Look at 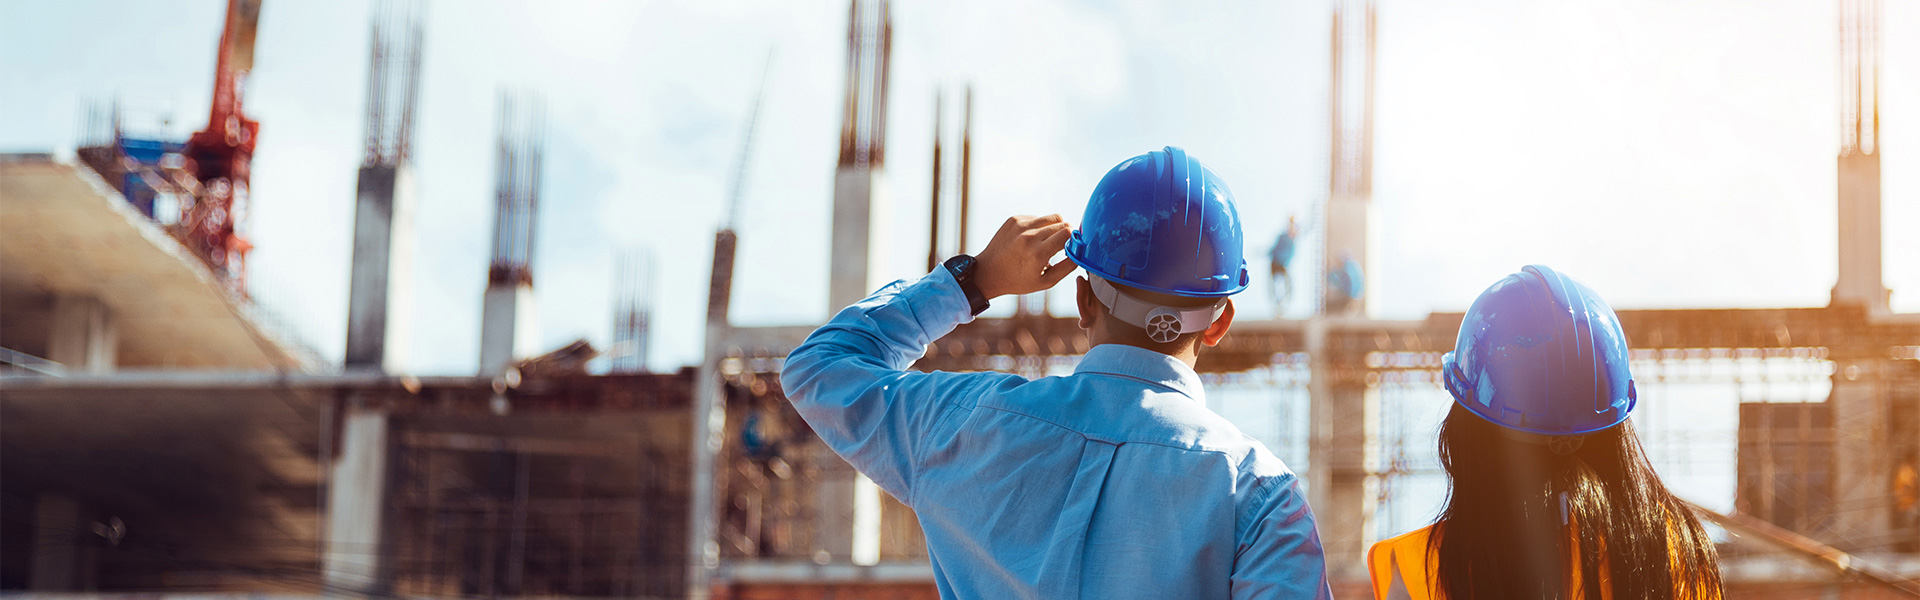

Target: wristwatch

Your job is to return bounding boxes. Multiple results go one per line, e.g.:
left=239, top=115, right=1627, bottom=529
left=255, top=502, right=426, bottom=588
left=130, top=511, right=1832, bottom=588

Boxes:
left=943, top=254, right=990, bottom=316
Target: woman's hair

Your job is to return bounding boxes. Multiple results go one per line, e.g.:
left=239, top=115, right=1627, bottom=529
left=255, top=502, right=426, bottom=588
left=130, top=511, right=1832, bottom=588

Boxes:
left=1429, top=404, right=1722, bottom=599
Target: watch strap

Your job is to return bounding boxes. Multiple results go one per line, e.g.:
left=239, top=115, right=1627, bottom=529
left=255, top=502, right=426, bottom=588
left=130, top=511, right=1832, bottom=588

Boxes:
left=945, top=256, right=990, bottom=316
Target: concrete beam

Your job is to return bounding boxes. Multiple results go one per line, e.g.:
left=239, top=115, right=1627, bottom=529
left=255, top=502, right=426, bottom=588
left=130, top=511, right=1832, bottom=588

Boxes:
left=717, top=559, right=935, bottom=584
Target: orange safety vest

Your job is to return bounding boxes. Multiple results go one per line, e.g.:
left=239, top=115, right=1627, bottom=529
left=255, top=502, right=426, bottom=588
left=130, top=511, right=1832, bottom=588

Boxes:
left=1366, top=524, right=1609, bottom=600
left=1367, top=524, right=1719, bottom=600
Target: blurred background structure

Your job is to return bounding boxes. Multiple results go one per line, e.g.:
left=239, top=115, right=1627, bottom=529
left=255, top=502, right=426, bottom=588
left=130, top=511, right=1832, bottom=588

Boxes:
left=2, top=0, right=1918, bottom=598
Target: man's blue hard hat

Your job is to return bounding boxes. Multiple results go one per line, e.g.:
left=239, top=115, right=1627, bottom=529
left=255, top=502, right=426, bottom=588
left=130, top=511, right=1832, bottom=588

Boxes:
left=1442, top=265, right=1638, bottom=436
left=1064, top=147, right=1250, bottom=298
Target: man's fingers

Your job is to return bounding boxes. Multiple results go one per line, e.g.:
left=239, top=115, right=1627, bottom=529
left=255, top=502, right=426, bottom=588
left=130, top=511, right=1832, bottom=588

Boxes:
left=1038, top=224, right=1074, bottom=251
left=1041, top=257, right=1078, bottom=286
left=1030, top=213, right=1065, bottom=226
left=999, top=215, right=1030, bottom=235
left=1026, top=221, right=1070, bottom=241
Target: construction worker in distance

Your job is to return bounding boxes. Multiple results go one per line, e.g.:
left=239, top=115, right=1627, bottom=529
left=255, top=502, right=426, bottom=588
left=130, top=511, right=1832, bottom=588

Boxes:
left=1270, top=216, right=1300, bottom=315
left=1367, top=266, right=1723, bottom=600
left=1325, top=249, right=1364, bottom=314
left=783, top=147, right=1332, bottom=598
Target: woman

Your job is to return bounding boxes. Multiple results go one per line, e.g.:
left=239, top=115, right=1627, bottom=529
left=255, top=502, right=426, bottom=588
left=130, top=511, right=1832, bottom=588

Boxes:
left=1368, top=265, right=1723, bottom=600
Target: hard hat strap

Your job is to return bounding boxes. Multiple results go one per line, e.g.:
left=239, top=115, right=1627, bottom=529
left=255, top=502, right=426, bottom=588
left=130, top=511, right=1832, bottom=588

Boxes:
left=1090, top=276, right=1226, bottom=344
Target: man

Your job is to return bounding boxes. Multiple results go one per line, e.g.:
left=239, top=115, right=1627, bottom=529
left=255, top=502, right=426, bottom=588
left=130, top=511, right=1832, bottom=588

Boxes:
left=1271, top=216, right=1300, bottom=314
left=782, top=147, right=1330, bottom=599
left=1326, top=250, right=1365, bottom=314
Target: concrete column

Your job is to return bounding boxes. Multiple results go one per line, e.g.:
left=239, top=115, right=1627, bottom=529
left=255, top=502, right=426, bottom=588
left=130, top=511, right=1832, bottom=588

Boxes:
left=29, top=494, right=81, bottom=590
left=852, top=472, right=882, bottom=565
left=1829, top=358, right=1890, bottom=551
left=828, top=166, right=891, bottom=312
left=325, top=401, right=392, bottom=594
left=1833, top=152, right=1887, bottom=313
left=878, top=490, right=925, bottom=560
left=47, top=296, right=115, bottom=372
left=344, top=166, right=416, bottom=372
left=1307, top=321, right=1375, bottom=579
left=478, top=283, right=537, bottom=375
left=809, top=443, right=861, bottom=561
left=823, top=165, right=888, bottom=564
left=1322, top=196, right=1374, bottom=317
left=1323, top=1, right=1376, bottom=319
left=688, top=231, right=736, bottom=600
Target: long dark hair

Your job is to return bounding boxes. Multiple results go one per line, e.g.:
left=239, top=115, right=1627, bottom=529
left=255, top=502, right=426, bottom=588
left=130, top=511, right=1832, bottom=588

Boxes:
left=1429, top=404, right=1722, bottom=599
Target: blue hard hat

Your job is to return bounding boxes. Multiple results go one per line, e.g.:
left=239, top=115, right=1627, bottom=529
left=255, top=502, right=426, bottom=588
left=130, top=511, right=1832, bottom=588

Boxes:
left=1442, top=265, right=1637, bottom=436
left=1064, top=146, right=1250, bottom=297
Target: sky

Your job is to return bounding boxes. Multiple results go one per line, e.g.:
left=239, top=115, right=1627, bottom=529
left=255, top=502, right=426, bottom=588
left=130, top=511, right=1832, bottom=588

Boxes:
left=1, top=0, right=1916, bottom=375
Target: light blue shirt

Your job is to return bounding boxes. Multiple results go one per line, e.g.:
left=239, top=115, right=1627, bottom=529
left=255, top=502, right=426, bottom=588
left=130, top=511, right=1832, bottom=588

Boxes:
left=781, top=268, right=1332, bottom=599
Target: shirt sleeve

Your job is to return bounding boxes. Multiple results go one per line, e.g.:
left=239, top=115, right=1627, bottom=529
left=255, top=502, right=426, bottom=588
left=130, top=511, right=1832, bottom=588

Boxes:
left=1231, top=475, right=1334, bottom=600
left=779, top=268, right=1022, bottom=502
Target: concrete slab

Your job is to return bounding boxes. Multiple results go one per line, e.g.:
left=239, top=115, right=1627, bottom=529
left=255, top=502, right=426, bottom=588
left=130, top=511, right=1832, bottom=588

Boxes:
left=0, top=159, right=302, bottom=369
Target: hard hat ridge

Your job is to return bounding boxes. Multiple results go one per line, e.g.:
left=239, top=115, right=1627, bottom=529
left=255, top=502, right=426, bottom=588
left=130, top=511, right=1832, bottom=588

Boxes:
left=1065, top=146, right=1250, bottom=299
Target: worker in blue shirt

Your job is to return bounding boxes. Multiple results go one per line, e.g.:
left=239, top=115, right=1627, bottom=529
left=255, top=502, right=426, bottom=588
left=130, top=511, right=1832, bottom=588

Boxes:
left=783, top=147, right=1332, bottom=599
left=1326, top=250, right=1365, bottom=314
left=1270, top=216, right=1299, bottom=314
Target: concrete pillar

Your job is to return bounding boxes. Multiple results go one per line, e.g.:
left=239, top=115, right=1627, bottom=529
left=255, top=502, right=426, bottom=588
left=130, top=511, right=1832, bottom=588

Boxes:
left=47, top=296, right=115, bottom=372
left=478, top=283, right=537, bottom=375
left=809, top=444, right=861, bottom=561
left=344, top=166, right=416, bottom=372
left=1833, top=0, right=1886, bottom=315
left=29, top=494, right=81, bottom=590
left=1829, top=358, right=1890, bottom=551
left=852, top=471, right=882, bottom=565
left=878, top=490, right=926, bottom=560
left=325, top=402, right=392, bottom=594
left=823, top=166, right=888, bottom=565
left=828, top=166, right=891, bottom=312
left=1307, top=319, right=1375, bottom=578
left=1323, top=1, right=1376, bottom=318
left=1322, top=196, right=1374, bottom=317
left=689, top=231, right=736, bottom=600
left=1833, top=152, right=1887, bottom=313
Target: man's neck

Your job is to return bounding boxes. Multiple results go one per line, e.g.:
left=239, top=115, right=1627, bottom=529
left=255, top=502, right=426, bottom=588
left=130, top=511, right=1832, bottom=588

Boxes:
left=1088, top=337, right=1199, bottom=369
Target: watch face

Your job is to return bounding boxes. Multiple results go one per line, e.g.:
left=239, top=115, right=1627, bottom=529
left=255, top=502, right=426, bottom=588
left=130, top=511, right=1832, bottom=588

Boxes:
left=946, top=255, right=976, bottom=280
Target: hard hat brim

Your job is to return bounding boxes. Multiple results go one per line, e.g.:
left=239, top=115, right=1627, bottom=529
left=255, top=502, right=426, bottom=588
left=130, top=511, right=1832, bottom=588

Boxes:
left=1065, top=238, right=1249, bottom=299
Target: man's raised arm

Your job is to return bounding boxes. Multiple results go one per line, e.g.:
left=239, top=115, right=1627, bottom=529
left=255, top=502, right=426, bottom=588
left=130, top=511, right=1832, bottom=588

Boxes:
left=779, top=214, right=1077, bottom=499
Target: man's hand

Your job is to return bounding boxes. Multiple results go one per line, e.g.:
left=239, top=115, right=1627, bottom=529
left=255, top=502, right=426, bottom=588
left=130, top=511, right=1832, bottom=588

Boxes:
left=973, top=214, right=1078, bottom=300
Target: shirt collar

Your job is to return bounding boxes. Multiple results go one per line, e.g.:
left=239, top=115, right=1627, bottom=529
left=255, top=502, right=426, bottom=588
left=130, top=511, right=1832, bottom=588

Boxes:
left=1073, top=344, right=1207, bottom=400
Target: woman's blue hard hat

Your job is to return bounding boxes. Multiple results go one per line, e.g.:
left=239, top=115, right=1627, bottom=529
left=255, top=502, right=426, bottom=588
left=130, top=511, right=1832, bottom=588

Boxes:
left=1442, top=265, right=1638, bottom=436
left=1064, top=146, right=1250, bottom=298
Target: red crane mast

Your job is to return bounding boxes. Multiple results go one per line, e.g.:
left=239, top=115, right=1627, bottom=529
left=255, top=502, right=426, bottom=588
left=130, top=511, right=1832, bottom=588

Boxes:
left=182, top=0, right=263, bottom=287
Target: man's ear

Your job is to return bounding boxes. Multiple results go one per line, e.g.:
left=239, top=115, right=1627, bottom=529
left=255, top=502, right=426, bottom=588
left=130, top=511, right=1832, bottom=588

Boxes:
left=1076, top=276, right=1095, bottom=330
left=1200, top=299, right=1235, bottom=347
